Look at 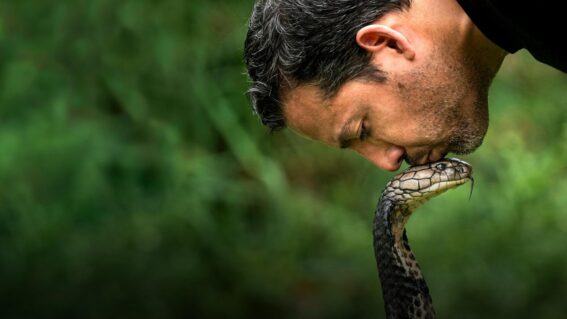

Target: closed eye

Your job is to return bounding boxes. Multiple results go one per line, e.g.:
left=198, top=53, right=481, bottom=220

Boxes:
left=359, top=121, right=370, bottom=141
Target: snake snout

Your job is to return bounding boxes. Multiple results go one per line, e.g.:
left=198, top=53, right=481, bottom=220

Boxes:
left=433, top=158, right=472, bottom=180
left=447, top=158, right=473, bottom=180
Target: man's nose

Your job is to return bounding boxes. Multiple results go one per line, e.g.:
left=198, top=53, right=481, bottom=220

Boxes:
left=355, top=144, right=405, bottom=171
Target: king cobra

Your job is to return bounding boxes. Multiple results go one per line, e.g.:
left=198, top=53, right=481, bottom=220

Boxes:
left=373, top=158, right=473, bottom=319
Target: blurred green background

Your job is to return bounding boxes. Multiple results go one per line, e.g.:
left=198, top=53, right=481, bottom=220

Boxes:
left=1, top=1, right=566, bottom=318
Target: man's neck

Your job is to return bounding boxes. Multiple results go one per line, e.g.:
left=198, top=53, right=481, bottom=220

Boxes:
left=454, top=0, right=508, bottom=73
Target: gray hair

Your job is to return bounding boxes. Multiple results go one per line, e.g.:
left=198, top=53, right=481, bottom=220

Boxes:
left=244, top=0, right=412, bottom=131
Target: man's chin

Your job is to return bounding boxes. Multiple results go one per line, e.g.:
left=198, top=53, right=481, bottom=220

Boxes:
left=402, top=134, right=484, bottom=166
left=448, top=134, right=485, bottom=155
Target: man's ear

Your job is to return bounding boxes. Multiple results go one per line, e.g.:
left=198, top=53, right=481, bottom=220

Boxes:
left=356, top=24, right=415, bottom=60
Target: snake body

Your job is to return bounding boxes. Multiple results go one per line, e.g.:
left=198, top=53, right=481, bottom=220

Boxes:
left=373, top=158, right=472, bottom=319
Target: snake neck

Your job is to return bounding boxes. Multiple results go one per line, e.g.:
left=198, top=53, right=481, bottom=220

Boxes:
left=373, top=198, right=435, bottom=319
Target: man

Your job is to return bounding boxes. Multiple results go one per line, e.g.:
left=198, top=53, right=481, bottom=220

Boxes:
left=243, top=0, right=566, bottom=171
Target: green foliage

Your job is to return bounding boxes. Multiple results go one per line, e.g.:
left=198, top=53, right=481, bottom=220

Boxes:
left=0, top=1, right=566, bottom=318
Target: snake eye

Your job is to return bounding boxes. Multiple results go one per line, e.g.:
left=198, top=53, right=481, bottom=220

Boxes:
left=435, top=163, right=447, bottom=170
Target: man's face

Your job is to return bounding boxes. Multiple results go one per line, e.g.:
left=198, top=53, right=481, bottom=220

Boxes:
left=282, top=44, right=495, bottom=171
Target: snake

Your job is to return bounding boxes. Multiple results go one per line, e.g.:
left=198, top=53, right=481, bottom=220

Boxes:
left=373, top=158, right=473, bottom=319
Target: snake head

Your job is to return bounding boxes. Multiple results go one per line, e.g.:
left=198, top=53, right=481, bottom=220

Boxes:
left=383, top=158, right=473, bottom=206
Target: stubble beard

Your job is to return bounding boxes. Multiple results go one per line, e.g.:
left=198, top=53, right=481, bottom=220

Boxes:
left=399, top=46, right=492, bottom=159
left=446, top=99, right=488, bottom=155
left=445, top=55, right=492, bottom=155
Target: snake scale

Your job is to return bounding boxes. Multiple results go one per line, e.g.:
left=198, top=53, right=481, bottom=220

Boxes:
left=373, top=158, right=473, bottom=319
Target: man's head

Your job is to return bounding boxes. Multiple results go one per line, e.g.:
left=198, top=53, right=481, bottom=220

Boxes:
left=244, top=0, right=506, bottom=171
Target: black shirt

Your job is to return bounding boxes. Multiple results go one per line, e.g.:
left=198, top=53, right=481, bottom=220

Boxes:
left=456, top=0, right=567, bottom=73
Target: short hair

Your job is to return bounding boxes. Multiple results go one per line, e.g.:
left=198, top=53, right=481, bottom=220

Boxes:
left=244, top=0, right=412, bottom=131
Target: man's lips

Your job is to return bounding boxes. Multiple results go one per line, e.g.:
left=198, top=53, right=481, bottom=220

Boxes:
left=403, top=148, right=448, bottom=166
left=429, top=148, right=448, bottom=162
left=402, top=151, right=427, bottom=166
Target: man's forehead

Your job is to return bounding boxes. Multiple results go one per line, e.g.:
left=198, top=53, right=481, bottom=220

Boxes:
left=281, top=84, right=331, bottom=110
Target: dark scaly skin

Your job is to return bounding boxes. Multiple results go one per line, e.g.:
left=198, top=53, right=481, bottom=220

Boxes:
left=374, top=158, right=473, bottom=319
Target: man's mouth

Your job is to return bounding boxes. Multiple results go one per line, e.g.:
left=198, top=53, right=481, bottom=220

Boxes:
left=428, top=149, right=448, bottom=162
left=404, top=149, right=448, bottom=166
